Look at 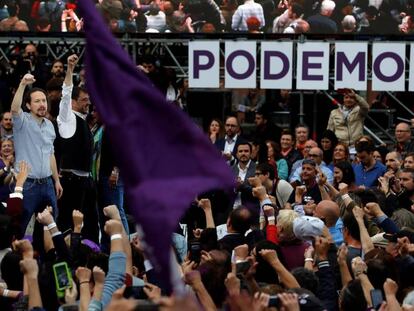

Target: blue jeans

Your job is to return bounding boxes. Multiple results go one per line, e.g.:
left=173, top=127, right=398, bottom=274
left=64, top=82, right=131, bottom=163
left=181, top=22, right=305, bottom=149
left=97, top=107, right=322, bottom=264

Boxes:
left=22, top=177, right=57, bottom=237
left=97, top=176, right=129, bottom=252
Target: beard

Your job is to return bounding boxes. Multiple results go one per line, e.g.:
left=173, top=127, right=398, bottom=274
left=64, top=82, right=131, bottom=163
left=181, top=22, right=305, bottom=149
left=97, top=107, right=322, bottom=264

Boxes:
left=35, top=108, right=47, bottom=118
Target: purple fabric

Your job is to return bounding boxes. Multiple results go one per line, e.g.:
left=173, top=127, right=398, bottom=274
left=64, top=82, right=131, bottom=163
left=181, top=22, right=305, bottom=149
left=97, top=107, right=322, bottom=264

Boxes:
left=82, top=239, right=101, bottom=253
left=77, top=0, right=234, bottom=292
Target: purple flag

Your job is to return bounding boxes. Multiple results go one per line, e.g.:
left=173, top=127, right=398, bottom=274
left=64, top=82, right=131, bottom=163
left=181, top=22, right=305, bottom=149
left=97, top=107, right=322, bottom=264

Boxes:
left=77, top=0, right=234, bottom=292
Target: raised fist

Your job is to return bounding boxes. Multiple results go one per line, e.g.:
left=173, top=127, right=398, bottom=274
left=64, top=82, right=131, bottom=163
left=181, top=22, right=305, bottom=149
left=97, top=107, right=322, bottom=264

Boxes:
left=104, top=219, right=123, bottom=236
left=67, top=54, right=79, bottom=70
left=21, top=74, right=36, bottom=86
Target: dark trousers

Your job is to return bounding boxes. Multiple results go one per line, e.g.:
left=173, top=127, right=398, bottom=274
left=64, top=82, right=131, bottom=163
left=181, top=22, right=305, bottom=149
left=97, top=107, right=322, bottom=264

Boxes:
left=57, top=172, right=99, bottom=243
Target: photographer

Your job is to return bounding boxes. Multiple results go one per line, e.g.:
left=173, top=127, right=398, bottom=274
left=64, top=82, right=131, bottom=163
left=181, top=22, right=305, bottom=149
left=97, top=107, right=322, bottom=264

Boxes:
left=11, top=44, right=48, bottom=90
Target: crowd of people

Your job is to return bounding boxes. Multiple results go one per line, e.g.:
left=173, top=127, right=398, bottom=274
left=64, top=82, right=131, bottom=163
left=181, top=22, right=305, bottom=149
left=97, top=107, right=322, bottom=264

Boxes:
left=0, top=35, right=413, bottom=311
left=0, top=0, right=414, bottom=33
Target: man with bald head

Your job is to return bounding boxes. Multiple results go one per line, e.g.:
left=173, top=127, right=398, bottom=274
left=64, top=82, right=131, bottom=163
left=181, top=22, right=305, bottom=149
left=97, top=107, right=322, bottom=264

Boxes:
left=289, top=146, right=334, bottom=185
left=394, top=122, right=414, bottom=158
left=314, top=200, right=343, bottom=246
left=215, top=116, right=247, bottom=165
left=385, top=151, right=402, bottom=174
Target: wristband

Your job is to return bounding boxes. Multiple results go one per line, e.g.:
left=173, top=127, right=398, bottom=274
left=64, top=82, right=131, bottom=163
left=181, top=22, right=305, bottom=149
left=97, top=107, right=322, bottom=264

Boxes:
left=341, top=194, right=350, bottom=200
left=15, top=186, right=23, bottom=192
left=110, top=233, right=122, bottom=241
left=354, top=270, right=367, bottom=277
left=47, top=222, right=57, bottom=230
left=3, top=289, right=9, bottom=297
left=51, top=231, right=61, bottom=238
left=43, top=226, right=49, bottom=231
left=304, top=258, right=314, bottom=262
left=259, top=216, right=265, bottom=223
left=267, top=216, right=275, bottom=221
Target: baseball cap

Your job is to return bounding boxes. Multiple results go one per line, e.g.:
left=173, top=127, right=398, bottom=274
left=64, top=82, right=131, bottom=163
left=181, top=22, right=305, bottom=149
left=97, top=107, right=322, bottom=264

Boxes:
left=289, top=288, right=327, bottom=311
left=383, top=229, right=414, bottom=243
left=293, top=216, right=324, bottom=240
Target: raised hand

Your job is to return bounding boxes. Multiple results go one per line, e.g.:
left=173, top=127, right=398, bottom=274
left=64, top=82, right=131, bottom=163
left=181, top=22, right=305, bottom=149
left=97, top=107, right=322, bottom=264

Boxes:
left=197, top=198, right=212, bottom=211
left=103, top=205, right=121, bottom=220
left=15, top=161, right=31, bottom=187
left=19, top=258, right=39, bottom=279
left=75, top=266, right=91, bottom=284
left=72, top=210, right=84, bottom=232
left=104, top=219, right=123, bottom=236
left=36, top=207, right=54, bottom=226
left=67, top=54, right=79, bottom=71
left=338, top=183, right=349, bottom=195
left=20, top=74, right=36, bottom=86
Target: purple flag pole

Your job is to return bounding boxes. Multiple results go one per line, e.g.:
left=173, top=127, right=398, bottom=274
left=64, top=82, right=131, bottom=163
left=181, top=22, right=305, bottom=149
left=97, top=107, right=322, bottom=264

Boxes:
left=77, top=0, right=234, bottom=292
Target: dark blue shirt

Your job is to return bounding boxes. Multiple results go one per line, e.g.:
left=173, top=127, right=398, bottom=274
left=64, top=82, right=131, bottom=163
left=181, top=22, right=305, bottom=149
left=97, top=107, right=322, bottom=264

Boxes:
left=353, top=161, right=386, bottom=188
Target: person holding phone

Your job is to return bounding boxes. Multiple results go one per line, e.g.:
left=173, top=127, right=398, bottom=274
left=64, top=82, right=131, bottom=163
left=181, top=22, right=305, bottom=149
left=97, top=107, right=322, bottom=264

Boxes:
left=327, top=89, right=369, bottom=148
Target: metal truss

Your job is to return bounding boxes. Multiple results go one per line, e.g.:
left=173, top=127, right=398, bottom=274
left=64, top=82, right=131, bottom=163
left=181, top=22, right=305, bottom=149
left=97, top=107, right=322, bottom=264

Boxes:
left=0, top=34, right=190, bottom=77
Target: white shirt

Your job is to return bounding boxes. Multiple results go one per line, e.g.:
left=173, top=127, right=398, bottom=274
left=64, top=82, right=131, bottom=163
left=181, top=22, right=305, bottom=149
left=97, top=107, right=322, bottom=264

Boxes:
left=233, top=160, right=251, bottom=208
left=57, top=83, right=77, bottom=139
left=57, top=83, right=89, bottom=177
left=224, top=134, right=238, bottom=154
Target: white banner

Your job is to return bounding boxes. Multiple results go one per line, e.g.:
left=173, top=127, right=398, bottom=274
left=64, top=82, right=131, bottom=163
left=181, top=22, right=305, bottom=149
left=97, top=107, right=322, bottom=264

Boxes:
left=260, top=42, right=293, bottom=89
left=372, top=43, right=406, bottom=91
left=189, top=41, right=220, bottom=88
left=225, top=41, right=257, bottom=89
left=296, top=42, right=330, bottom=90
left=335, top=42, right=367, bottom=90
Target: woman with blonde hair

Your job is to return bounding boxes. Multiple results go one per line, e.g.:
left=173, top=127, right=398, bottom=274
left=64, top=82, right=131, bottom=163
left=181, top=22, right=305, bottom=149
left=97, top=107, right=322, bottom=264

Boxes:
left=277, top=210, right=309, bottom=271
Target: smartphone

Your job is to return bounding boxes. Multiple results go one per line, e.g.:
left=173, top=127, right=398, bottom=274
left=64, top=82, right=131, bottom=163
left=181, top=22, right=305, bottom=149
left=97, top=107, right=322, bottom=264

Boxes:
left=189, top=241, right=201, bottom=263
left=53, top=262, right=72, bottom=291
left=123, top=286, right=148, bottom=299
left=236, top=261, right=251, bottom=275
left=370, top=289, right=384, bottom=310
left=268, top=295, right=281, bottom=308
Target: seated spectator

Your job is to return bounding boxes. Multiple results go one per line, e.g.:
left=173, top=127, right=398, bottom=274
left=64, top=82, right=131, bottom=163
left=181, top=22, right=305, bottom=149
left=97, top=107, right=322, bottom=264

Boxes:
left=246, top=16, right=262, bottom=33
left=341, top=14, right=357, bottom=32
left=145, top=2, right=166, bottom=32
left=0, top=1, right=29, bottom=31
left=307, top=0, right=337, bottom=33
left=231, top=0, right=264, bottom=31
